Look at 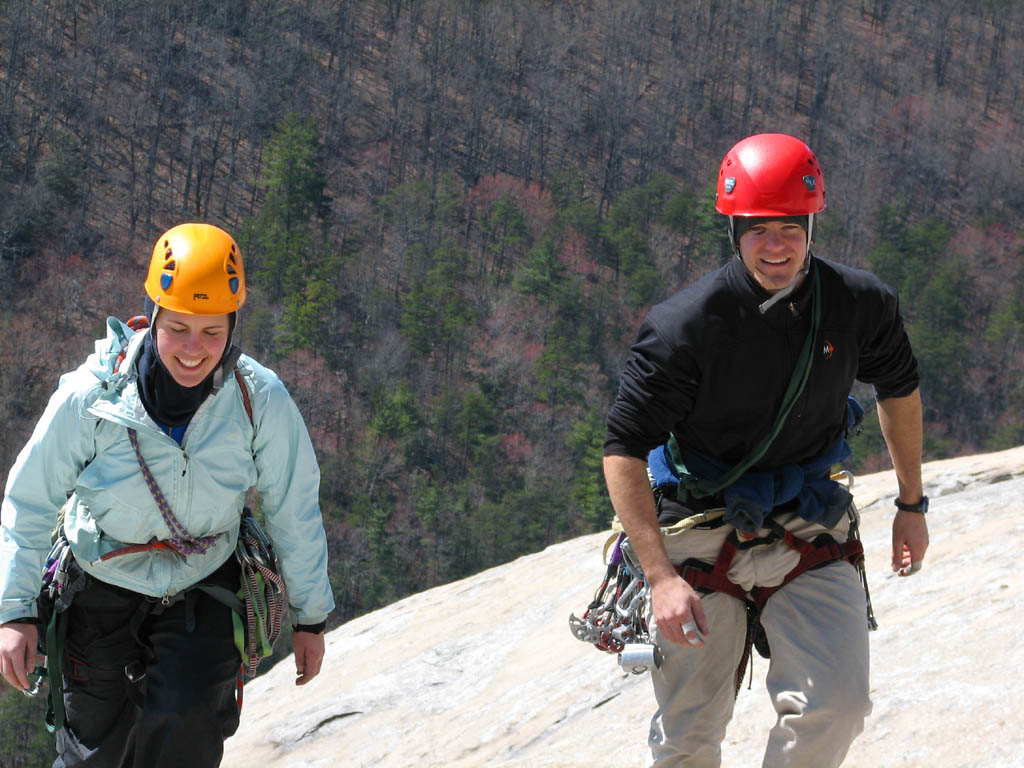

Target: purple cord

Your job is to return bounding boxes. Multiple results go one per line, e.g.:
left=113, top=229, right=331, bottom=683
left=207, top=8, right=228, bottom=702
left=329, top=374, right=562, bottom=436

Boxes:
left=128, top=428, right=219, bottom=556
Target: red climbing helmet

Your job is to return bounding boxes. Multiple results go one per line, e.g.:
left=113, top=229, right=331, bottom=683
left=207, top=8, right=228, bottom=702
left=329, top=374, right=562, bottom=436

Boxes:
left=715, top=133, right=826, bottom=217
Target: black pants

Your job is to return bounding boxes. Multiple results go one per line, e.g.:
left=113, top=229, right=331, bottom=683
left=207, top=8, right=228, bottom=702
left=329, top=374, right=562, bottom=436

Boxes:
left=54, top=559, right=242, bottom=768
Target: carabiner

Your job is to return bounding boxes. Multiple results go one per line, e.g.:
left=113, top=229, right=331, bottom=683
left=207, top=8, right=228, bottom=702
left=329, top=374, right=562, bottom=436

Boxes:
left=22, top=664, right=47, bottom=698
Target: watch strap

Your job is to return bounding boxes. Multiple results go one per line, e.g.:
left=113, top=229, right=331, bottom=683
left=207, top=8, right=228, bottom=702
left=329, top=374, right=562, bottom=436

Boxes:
left=894, top=495, right=928, bottom=514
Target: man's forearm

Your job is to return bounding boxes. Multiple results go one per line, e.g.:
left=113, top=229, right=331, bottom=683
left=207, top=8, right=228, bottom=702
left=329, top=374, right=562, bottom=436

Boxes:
left=602, top=454, right=676, bottom=586
left=876, top=388, right=924, bottom=502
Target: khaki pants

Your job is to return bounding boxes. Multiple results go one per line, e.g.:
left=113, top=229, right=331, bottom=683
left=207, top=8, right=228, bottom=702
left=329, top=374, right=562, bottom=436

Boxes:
left=648, top=509, right=872, bottom=768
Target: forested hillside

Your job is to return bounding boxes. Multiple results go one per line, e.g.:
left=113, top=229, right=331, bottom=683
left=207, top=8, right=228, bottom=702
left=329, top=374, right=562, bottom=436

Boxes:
left=2, top=0, right=1023, bottom=647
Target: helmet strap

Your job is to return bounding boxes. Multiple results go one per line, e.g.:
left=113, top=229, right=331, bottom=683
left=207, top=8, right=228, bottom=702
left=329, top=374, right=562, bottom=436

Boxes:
left=758, top=252, right=812, bottom=314
left=212, top=345, right=243, bottom=390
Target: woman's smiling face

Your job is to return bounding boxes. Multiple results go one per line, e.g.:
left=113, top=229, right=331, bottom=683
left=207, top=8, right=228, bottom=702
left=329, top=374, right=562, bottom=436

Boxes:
left=152, top=307, right=230, bottom=388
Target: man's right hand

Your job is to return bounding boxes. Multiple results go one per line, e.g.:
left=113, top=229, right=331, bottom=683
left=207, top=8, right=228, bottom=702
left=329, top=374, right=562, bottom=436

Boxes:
left=603, top=454, right=712, bottom=649
left=650, top=574, right=708, bottom=647
left=0, top=623, right=38, bottom=691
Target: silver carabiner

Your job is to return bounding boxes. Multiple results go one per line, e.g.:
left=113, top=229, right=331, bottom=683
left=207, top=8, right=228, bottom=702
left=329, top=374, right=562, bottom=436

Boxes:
left=614, top=575, right=645, bottom=619
left=22, top=664, right=47, bottom=698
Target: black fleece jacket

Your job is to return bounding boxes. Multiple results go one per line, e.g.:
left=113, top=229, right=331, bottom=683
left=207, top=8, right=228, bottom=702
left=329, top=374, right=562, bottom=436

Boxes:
left=604, top=255, right=919, bottom=471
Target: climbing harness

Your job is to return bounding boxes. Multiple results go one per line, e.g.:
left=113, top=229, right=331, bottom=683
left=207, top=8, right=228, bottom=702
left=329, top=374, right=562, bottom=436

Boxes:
left=676, top=492, right=875, bottom=693
left=569, top=471, right=878, bottom=686
left=676, top=513, right=865, bottom=615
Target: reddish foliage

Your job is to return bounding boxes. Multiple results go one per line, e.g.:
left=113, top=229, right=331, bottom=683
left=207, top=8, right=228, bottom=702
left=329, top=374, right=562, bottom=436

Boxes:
left=557, top=231, right=599, bottom=277
left=501, top=431, right=534, bottom=463
left=951, top=222, right=1023, bottom=299
left=466, top=173, right=555, bottom=240
left=275, top=349, right=352, bottom=457
left=518, top=340, right=544, bottom=364
left=878, top=96, right=930, bottom=149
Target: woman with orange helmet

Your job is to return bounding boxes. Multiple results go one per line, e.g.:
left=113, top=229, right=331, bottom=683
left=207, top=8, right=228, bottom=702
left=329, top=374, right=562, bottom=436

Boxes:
left=0, top=223, right=333, bottom=768
left=603, top=134, right=928, bottom=766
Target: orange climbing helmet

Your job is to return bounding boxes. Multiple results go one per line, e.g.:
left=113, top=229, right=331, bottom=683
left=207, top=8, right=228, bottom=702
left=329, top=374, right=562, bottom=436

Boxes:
left=145, top=223, right=246, bottom=314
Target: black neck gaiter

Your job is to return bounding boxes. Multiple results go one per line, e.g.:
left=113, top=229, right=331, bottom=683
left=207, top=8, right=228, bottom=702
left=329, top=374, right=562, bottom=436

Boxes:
left=136, top=332, right=216, bottom=427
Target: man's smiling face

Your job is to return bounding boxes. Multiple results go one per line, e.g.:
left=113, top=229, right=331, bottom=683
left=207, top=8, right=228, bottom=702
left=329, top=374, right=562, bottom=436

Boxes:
left=737, top=219, right=809, bottom=294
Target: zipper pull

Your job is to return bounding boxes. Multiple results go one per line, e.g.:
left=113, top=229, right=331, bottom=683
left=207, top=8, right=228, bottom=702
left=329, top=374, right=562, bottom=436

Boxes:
left=181, top=452, right=188, bottom=477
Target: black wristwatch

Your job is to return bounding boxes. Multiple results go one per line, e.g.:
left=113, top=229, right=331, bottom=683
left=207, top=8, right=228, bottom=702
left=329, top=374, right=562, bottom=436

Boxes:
left=894, top=495, right=928, bottom=514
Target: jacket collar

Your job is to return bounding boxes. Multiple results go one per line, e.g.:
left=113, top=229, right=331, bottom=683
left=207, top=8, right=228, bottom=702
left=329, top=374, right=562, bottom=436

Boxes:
left=725, top=255, right=816, bottom=322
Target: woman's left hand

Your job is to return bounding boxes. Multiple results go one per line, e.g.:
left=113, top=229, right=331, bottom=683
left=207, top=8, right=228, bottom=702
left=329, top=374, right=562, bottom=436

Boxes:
left=292, top=631, right=325, bottom=685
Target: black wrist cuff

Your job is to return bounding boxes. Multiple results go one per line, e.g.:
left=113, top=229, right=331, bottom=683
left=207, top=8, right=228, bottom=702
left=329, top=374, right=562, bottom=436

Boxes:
left=894, top=495, right=928, bottom=514
left=293, top=620, right=327, bottom=635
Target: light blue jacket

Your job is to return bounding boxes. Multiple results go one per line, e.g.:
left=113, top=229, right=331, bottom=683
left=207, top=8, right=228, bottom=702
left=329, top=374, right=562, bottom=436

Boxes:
left=1, top=318, right=334, bottom=625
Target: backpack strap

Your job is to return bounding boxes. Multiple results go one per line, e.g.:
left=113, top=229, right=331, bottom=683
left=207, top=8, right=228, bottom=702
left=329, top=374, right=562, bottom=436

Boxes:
left=233, top=367, right=254, bottom=428
left=110, top=315, right=151, bottom=376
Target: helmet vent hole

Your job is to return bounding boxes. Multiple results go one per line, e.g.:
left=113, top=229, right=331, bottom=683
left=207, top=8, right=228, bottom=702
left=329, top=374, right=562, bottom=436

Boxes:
left=229, top=277, right=240, bottom=295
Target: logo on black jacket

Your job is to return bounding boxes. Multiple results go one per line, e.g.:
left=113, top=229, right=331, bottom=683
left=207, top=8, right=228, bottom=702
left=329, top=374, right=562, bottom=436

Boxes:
left=822, top=340, right=835, bottom=360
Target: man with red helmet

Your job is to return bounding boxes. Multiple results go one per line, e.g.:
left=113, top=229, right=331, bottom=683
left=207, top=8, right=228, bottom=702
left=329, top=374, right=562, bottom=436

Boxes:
left=603, top=134, right=928, bottom=766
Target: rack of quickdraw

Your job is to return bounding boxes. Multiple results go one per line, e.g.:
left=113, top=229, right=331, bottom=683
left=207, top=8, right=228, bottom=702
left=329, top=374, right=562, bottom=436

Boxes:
left=569, top=532, right=662, bottom=675
left=235, top=508, right=287, bottom=678
left=18, top=532, right=76, bottom=700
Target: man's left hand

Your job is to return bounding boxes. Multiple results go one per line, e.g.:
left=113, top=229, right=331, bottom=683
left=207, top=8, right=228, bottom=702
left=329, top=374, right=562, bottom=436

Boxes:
left=892, top=509, right=929, bottom=576
left=292, top=631, right=325, bottom=685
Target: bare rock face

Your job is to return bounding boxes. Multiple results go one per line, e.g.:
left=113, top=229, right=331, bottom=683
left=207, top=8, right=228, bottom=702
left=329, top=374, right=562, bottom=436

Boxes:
left=223, top=445, right=1024, bottom=768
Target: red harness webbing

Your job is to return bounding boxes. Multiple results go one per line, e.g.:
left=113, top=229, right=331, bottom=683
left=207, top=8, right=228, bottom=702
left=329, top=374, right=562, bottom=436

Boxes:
left=676, top=520, right=864, bottom=610
left=98, top=540, right=178, bottom=562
